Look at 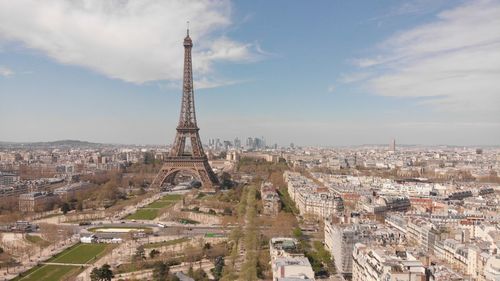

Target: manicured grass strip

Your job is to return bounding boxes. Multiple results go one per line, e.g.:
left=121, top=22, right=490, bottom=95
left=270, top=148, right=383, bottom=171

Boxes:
left=14, top=265, right=78, bottom=281
left=25, top=234, right=50, bottom=248
left=49, top=243, right=108, bottom=264
left=177, top=218, right=200, bottom=224
left=146, top=200, right=175, bottom=209
left=143, top=237, right=190, bottom=249
left=125, top=194, right=182, bottom=220
left=126, top=208, right=158, bottom=220
left=162, top=194, right=182, bottom=201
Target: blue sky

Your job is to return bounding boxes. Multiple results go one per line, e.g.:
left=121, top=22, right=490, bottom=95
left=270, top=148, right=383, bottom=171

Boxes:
left=1, top=0, right=499, bottom=146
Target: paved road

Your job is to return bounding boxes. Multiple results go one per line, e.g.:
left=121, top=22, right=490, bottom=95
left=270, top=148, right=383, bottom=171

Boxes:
left=78, top=221, right=229, bottom=237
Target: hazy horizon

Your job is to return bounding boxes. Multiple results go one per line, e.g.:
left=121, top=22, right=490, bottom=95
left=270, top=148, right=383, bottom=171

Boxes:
left=1, top=138, right=498, bottom=148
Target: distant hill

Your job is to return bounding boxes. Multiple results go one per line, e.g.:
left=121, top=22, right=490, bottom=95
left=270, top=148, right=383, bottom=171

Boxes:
left=35, top=140, right=96, bottom=146
left=0, top=139, right=105, bottom=148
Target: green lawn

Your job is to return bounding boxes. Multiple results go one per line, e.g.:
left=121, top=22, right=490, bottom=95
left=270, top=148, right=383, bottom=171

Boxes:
left=143, top=237, right=190, bottom=249
left=146, top=200, right=175, bottom=209
left=25, top=234, right=50, bottom=248
left=126, top=208, right=159, bottom=220
left=177, top=218, right=200, bottom=224
left=162, top=194, right=182, bottom=201
left=14, top=265, right=78, bottom=281
left=48, top=243, right=108, bottom=264
left=125, top=194, right=181, bottom=220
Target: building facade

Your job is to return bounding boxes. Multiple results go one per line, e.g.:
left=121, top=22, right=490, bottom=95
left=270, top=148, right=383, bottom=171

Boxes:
left=18, top=191, right=58, bottom=212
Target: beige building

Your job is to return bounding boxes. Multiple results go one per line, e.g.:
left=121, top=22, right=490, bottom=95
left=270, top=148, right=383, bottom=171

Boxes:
left=284, top=171, right=344, bottom=219
left=54, top=182, right=92, bottom=201
left=352, top=243, right=425, bottom=281
left=18, top=192, right=58, bottom=212
left=269, top=237, right=315, bottom=281
left=272, top=257, right=315, bottom=281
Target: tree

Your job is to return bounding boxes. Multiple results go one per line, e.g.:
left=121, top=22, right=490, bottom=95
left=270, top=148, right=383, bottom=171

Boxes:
left=90, top=264, right=114, bottom=281
left=152, top=261, right=169, bottom=281
left=219, top=172, right=233, bottom=189
left=184, top=244, right=201, bottom=265
left=144, top=152, right=155, bottom=165
left=292, top=227, right=303, bottom=238
left=150, top=249, right=160, bottom=259
left=223, top=207, right=232, bottom=216
left=76, top=200, right=84, bottom=211
left=212, top=256, right=224, bottom=280
left=192, top=268, right=209, bottom=281
left=133, top=245, right=145, bottom=261
left=218, top=151, right=227, bottom=159
left=61, top=202, right=71, bottom=214
left=39, top=223, right=59, bottom=246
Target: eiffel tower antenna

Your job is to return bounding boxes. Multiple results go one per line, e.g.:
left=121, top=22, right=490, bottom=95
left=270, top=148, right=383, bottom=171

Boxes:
left=152, top=28, right=219, bottom=191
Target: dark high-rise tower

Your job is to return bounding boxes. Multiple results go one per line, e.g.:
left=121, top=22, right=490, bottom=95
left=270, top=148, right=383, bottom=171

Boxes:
left=152, top=29, right=219, bottom=190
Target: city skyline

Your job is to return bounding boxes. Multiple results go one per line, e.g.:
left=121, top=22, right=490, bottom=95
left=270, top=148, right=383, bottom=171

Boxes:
left=1, top=0, right=499, bottom=146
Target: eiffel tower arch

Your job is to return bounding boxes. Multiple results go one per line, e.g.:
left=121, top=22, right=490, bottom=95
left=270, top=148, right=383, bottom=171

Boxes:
left=152, top=29, right=219, bottom=191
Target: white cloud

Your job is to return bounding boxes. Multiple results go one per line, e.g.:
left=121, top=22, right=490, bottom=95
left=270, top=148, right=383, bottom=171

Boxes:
left=0, top=65, right=13, bottom=77
left=339, top=72, right=371, bottom=84
left=0, top=0, right=259, bottom=84
left=367, top=0, right=452, bottom=22
left=353, top=0, right=500, bottom=113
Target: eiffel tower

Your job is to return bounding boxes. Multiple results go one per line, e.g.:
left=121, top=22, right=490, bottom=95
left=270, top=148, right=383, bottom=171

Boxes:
left=152, top=28, right=219, bottom=190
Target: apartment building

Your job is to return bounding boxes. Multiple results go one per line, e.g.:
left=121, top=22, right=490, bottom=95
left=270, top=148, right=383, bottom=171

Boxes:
left=18, top=191, right=58, bottom=212
left=352, top=243, right=426, bottom=281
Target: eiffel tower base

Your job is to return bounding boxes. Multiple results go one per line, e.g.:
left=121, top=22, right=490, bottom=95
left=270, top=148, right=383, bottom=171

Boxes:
left=152, top=158, right=219, bottom=192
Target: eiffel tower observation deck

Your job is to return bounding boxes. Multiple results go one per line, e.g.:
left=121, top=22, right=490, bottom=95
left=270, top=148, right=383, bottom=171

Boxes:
left=152, top=28, right=219, bottom=190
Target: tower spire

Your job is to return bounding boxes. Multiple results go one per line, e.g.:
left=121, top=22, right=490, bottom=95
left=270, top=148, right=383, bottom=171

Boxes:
left=180, top=24, right=195, bottom=128
left=187, top=20, right=190, bottom=36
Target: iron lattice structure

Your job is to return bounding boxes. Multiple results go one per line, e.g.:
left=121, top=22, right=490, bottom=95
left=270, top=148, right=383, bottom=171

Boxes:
left=152, top=30, right=219, bottom=190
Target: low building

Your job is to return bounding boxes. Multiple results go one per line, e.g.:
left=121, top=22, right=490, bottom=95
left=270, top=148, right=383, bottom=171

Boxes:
left=80, top=234, right=97, bottom=243
left=273, top=257, right=315, bottom=281
left=269, top=237, right=315, bottom=281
